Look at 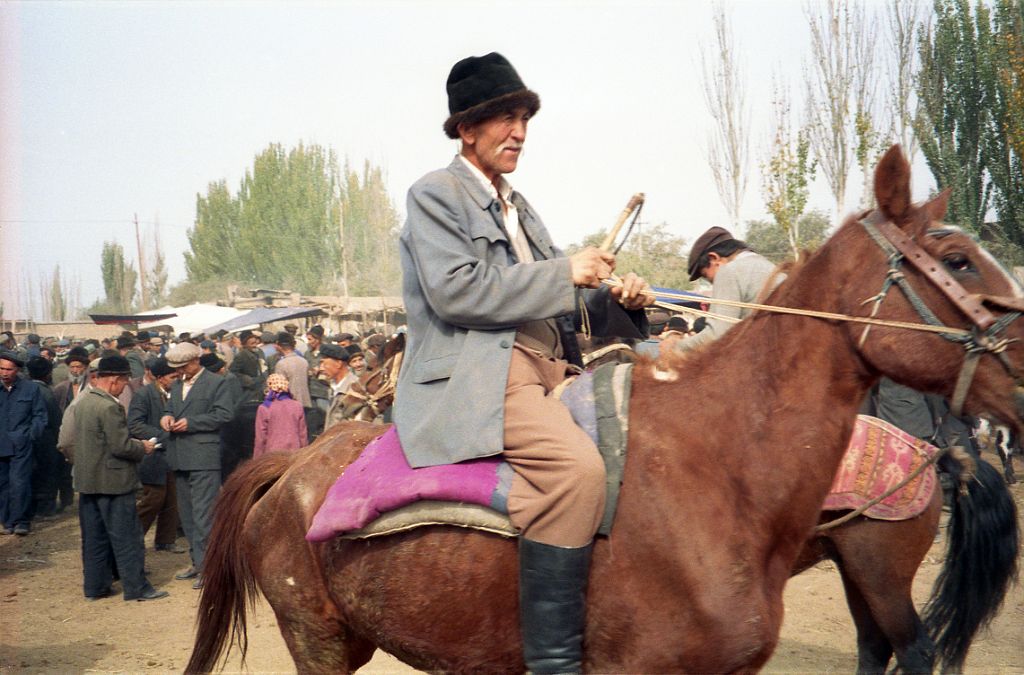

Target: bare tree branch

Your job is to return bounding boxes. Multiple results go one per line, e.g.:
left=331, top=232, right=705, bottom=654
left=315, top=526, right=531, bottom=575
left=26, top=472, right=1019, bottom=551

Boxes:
left=882, top=0, right=923, bottom=163
left=700, top=1, right=751, bottom=229
left=804, top=0, right=860, bottom=217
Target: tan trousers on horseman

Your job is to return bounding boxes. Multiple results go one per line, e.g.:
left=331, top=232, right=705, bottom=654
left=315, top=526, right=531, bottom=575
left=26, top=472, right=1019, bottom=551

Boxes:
left=503, top=345, right=606, bottom=548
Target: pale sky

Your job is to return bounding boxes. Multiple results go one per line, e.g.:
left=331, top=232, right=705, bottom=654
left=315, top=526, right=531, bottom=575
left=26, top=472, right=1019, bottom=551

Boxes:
left=0, top=0, right=932, bottom=318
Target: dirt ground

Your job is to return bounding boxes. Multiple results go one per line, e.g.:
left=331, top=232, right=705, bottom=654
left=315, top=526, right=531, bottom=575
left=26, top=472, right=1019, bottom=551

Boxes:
left=1, top=469, right=1021, bottom=674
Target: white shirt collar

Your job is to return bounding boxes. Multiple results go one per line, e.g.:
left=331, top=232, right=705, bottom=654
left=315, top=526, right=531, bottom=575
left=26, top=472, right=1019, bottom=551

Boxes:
left=458, top=155, right=513, bottom=204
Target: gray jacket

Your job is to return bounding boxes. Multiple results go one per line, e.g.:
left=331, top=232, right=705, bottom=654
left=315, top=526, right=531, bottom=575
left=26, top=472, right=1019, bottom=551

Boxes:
left=394, top=156, right=645, bottom=467
left=163, top=368, right=234, bottom=472
left=675, top=251, right=779, bottom=352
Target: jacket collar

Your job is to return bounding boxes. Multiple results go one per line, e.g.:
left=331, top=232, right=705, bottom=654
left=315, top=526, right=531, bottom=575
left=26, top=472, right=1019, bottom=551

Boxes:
left=447, top=155, right=496, bottom=211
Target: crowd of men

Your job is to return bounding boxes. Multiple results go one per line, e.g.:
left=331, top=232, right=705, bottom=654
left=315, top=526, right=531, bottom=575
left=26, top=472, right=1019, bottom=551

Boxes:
left=0, top=323, right=387, bottom=601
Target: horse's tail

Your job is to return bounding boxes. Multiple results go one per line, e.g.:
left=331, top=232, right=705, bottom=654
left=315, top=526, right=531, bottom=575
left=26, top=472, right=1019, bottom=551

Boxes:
left=185, top=452, right=296, bottom=674
left=923, top=452, right=1020, bottom=671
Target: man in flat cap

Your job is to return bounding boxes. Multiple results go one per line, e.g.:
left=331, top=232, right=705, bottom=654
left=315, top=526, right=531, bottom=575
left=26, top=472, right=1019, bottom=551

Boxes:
left=72, top=355, right=167, bottom=601
left=0, top=351, right=47, bottom=535
left=319, top=343, right=359, bottom=429
left=394, top=52, right=654, bottom=673
left=160, top=341, right=234, bottom=588
left=662, top=226, right=777, bottom=353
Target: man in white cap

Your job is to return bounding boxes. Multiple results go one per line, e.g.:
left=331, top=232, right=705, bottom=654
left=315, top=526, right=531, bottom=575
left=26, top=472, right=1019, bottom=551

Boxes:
left=160, top=341, right=234, bottom=589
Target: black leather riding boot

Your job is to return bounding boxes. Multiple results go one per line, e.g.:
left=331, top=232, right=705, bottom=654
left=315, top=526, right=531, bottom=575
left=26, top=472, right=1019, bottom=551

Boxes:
left=518, top=538, right=594, bottom=675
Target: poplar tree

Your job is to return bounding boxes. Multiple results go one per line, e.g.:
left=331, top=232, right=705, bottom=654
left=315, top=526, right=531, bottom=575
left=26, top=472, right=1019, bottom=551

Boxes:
left=100, top=241, right=137, bottom=314
left=183, top=143, right=400, bottom=296
left=915, top=0, right=992, bottom=230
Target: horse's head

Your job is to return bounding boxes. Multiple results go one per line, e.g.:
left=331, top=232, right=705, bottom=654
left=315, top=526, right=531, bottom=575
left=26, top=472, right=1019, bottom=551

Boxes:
left=340, top=337, right=405, bottom=422
left=831, top=145, right=1024, bottom=430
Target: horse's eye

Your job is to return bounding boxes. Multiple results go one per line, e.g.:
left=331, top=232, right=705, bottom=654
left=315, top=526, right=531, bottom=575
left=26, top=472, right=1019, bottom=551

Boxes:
left=943, top=253, right=973, bottom=273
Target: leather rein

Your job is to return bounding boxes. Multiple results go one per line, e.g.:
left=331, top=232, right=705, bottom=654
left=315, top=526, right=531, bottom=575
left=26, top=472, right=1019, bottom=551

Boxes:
left=857, top=212, right=1024, bottom=417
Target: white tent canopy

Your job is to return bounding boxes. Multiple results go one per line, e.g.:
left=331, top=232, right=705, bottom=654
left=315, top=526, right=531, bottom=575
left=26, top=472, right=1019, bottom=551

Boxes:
left=137, top=303, right=247, bottom=336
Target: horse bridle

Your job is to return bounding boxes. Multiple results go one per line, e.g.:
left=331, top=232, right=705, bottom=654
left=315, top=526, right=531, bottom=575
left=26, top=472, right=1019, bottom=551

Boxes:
left=858, top=211, right=1024, bottom=416
left=345, top=351, right=403, bottom=419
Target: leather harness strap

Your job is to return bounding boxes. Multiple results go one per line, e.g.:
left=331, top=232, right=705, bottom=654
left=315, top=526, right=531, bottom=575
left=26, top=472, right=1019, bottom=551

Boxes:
left=874, top=219, right=996, bottom=331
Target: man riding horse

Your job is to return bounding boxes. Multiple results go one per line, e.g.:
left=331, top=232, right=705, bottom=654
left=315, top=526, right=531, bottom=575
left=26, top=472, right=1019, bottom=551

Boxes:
left=393, top=52, right=654, bottom=674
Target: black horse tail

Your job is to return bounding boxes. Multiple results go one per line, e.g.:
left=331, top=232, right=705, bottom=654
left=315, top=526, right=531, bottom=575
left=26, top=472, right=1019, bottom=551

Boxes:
left=922, top=453, right=1019, bottom=671
left=185, top=451, right=296, bottom=674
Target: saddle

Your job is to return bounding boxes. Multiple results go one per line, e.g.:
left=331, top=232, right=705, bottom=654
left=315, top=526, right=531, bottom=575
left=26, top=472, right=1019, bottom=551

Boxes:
left=306, top=368, right=940, bottom=543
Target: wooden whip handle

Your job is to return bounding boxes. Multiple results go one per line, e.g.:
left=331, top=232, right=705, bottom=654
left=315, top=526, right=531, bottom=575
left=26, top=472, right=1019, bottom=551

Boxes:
left=599, top=193, right=645, bottom=251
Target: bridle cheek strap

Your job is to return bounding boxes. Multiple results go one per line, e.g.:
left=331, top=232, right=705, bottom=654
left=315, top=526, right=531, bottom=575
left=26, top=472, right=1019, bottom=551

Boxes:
left=873, top=219, right=996, bottom=330
left=859, top=213, right=1024, bottom=417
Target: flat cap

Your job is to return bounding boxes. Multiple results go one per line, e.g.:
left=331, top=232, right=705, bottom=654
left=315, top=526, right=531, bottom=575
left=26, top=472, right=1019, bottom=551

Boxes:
left=687, top=226, right=734, bottom=281
left=165, top=342, right=202, bottom=368
left=319, top=344, right=350, bottom=362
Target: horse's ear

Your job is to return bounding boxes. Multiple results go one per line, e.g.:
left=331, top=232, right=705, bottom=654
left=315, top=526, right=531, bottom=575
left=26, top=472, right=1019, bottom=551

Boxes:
left=874, top=145, right=912, bottom=225
left=923, top=188, right=952, bottom=222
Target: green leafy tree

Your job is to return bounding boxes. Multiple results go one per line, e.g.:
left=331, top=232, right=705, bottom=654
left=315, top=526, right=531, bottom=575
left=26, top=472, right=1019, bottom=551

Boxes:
left=915, top=0, right=994, bottom=230
left=100, top=241, right=137, bottom=314
left=184, top=143, right=399, bottom=297
left=744, top=210, right=832, bottom=264
left=49, top=265, right=67, bottom=321
left=185, top=179, right=241, bottom=283
left=339, top=160, right=401, bottom=296
left=146, top=233, right=169, bottom=308
left=984, top=0, right=1024, bottom=236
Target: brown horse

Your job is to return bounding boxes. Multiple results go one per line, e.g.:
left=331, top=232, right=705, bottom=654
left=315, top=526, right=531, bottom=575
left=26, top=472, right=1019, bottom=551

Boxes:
left=801, top=451, right=1017, bottom=672
left=188, top=147, right=1023, bottom=673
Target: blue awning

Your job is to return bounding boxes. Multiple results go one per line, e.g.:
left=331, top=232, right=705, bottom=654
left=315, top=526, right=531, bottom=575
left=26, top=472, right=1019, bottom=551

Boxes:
left=651, top=286, right=705, bottom=308
left=203, top=306, right=325, bottom=334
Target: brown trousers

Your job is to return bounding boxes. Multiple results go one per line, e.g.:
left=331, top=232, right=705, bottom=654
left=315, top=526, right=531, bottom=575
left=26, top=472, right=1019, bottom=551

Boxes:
left=136, top=471, right=179, bottom=547
left=504, top=346, right=606, bottom=548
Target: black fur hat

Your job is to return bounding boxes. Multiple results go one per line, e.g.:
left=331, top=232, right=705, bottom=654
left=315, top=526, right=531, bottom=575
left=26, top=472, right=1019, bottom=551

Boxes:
left=443, top=52, right=540, bottom=139
left=27, top=356, right=52, bottom=380
left=96, top=355, right=132, bottom=376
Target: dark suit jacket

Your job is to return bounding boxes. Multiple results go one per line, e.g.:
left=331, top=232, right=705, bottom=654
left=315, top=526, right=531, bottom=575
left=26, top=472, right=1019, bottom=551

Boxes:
left=127, top=383, right=171, bottom=485
left=163, top=369, right=234, bottom=472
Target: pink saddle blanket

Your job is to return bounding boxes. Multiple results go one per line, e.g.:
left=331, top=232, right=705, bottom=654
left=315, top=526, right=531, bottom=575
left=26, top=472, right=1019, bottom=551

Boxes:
left=306, top=414, right=939, bottom=542
left=822, top=415, right=939, bottom=520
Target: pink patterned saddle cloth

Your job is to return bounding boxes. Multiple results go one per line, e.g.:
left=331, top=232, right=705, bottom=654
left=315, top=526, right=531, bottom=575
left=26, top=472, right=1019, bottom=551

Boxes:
left=823, top=414, right=939, bottom=520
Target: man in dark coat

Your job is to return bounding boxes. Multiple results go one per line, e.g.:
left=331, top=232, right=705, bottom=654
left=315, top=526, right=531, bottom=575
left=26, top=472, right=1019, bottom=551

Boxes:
left=26, top=357, right=62, bottom=520
left=0, top=350, right=47, bottom=535
left=127, top=357, right=184, bottom=553
left=118, top=335, right=146, bottom=380
left=225, top=330, right=267, bottom=479
left=73, top=355, right=167, bottom=601
left=161, top=342, right=234, bottom=588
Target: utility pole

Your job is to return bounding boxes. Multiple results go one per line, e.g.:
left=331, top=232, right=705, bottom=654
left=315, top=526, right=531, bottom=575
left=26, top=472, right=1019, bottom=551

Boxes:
left=134, top=213, right=150, bottom=311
